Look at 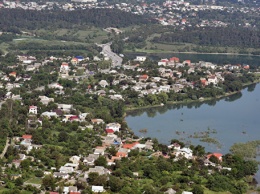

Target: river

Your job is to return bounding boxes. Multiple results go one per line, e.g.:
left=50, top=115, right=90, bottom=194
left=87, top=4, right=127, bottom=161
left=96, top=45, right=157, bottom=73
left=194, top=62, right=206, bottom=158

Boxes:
left=126, top=83, right=260, bottom=154
left=126, top=83, right=260, bottom=183
left=126, top=52, right=260, bottom=66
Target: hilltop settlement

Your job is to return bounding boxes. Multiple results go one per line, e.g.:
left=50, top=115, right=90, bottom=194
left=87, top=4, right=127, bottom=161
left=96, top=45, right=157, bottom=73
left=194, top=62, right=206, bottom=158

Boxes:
left=0, top=51, right=259, bottom=194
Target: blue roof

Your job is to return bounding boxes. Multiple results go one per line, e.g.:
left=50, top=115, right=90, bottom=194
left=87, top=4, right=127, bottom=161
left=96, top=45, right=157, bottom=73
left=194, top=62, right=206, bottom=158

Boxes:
left=75, top=56, right=84, bottom=59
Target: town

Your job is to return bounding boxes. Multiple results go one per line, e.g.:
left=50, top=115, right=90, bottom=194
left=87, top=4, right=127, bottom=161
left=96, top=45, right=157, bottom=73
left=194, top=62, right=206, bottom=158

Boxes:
left=0, top=46, right=258, bottom=193
left=1, top=0, right=259, bottom=29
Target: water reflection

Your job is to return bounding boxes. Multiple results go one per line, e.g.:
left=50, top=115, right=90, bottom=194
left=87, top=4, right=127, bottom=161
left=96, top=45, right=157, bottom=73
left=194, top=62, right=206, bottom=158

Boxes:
left=248, top=83, right=257, bottom=92
left=127, top=85, right=256, bottom=118
left=224, top=92, right=242, bottom=102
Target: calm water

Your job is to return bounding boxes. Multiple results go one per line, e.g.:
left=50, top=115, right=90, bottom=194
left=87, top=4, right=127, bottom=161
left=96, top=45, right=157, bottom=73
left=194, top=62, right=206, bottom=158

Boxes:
left=126, top=83, right=260, bottom=154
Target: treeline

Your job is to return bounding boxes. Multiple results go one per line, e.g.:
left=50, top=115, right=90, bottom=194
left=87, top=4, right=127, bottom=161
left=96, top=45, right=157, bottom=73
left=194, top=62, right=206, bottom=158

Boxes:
left=153, top=27, right=260, bottom=48
left=0, top=8, right=155, bottom=31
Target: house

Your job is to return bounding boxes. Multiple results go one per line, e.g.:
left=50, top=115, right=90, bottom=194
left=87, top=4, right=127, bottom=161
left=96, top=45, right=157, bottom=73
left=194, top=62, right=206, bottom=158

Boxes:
left=9, top=72, right=17, bottom=78
left=135, top=56, right=147, bottom=62
left=26, top=65, right=35, bottom=71
left=57, top=104, right=73, bottom=113
left=183, top=60, right=191, bottom=66
left=169, top=57, right=180, bottom=63
left=71, top=58, right=79, bottom=65
left=29, top=106, right=37, bottom=114
left=164, top=188, right=177, bottom=194
left=84, top=166, right=110, bottom=178
left=182, top=192, right=193, bottom=194
left=39, top=96, right=54, bottom=105
left=207, top=153, right=223, bottom=162
left=116, top=148, right=129, bottom=158
left=94, top=147, right=105, bottom=155
left=75, top=56, right=84, bottom=61
left=207, top=75, right=218, bottom=85
left=41, top=112, right=58, bottom=118
left=92, top=186, right=105, bottom=193
left=53, top=172, right=69, bottom=179
left=69, top=115, right=80, bottom=122
left=60, top=63, right=69, bottom=73
left=83, top=154, right=99, bottom=165
left=49, top=83, right=64, bottom=90
left=99, top=80, right=109, bottom=88
left=92, top=119, right=104, bottom=125
left=158, top=59, right=169, bottom=66
left=69, top=155, right=80, bottom=164
left=106, top=129, right=114, bottom=135
left=122, top=142, right=139, bottom=149
left=106, top=123, right=121, bottom=132
left=59, top=166, right=74, bottom=174
left=139, top=74, right=149, bottom=82
left=243, top=64, right=250, bottom=70
left=22, top=135, right=32, bottom=140
left=175, top=147, right=193, bottom=159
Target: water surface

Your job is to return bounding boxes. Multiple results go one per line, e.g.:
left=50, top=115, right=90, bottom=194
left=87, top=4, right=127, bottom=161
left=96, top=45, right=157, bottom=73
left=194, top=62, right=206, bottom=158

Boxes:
left=126, top=83, right=260, bottom=154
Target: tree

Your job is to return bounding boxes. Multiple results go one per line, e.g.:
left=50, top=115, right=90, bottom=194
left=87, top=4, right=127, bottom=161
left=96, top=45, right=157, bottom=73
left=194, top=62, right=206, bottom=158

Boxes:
left=42, top=175, right=56, bottom=191
left=109, top=176, right=124, bottom=192
left=94, top=156, right=107, bottom=167
left=192, top=184, right=204, bottom=194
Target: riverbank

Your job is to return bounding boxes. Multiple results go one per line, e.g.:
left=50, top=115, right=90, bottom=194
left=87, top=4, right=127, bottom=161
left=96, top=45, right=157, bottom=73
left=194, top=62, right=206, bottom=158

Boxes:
left=126, top=80, right=260, bottom=112
left=125, top=50, right=260, bottom=57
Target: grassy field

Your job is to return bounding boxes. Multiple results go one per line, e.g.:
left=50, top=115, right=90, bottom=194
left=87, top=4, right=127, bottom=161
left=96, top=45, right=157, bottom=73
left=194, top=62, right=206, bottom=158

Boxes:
left=25, top=177, right=42, bottom=184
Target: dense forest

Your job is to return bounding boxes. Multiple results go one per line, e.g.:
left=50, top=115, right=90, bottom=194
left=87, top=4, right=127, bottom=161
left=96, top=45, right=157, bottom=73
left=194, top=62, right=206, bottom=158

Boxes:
left=153, top=27, right=260, bottom=48
left=0, top=8, right=155, bottom=31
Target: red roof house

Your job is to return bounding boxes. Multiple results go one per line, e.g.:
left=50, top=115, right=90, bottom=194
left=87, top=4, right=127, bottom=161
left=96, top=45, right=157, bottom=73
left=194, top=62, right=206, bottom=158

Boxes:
left=106, top=129, right=114, bottom=134
left=22, top=135, right=32, bottom=140
left=207, top=153, right=223, bottom=162
left=139, top=74, right=149, bottom=81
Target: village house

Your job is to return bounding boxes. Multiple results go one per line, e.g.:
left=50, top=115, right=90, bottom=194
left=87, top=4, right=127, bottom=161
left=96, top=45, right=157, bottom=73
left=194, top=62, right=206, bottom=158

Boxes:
left=84, top=166, right=110, bottom=179
left=92, top=186, right=105, bottom=193
left=135, top=56, right=147, bottom=62
left=99, top=80, right=109, bottom=88
left=106, top=122, right=121, bottom=132
left=39, top=95, right=54, bottom=105
left=29, top=106, right=37, bottom=114
left=83, top=154, right=99, bottom=166
left=57, top=104, right=73, bottom=113
left=9, top=72, right=17, bottom=78
left=158, top=59, right=169, bottom=66
left=91, top=118, right=104, bottom=125
left=175, top=147, right=193, bottom=159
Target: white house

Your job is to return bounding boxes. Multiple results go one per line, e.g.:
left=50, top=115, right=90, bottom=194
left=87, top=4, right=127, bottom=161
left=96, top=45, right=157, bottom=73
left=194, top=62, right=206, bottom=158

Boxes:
left=99, top=80, right=109, bottom=88
left=92, top=186, right=105, bottom=193
left=207, top=75, right=218, bottom=85
left=69, top=155, right=80, bottom=164
left=175, top=147, right=193, bottom=159
left=29, top=106, right=37, bottom=114
left=106, top=122, right=121, bottom=132
left=158, top=59, right=169, bottom=66
left=135, top=56, right=147, bottom=62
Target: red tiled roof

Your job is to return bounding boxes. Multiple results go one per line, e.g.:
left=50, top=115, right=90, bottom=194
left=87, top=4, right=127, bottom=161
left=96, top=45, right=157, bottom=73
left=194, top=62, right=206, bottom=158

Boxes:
left=106, top=129, right=114, bottom=133
left=50, top=192, right=59, bottom=194
left=207, top=153, right=223, bottom=160
left=22, top=135, right=32, bottom=139
left=122, top=142, right=139, bottom=149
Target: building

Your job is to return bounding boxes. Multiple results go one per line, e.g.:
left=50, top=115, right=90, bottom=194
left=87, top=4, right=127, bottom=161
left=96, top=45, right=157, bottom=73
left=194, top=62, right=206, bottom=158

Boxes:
left=29, top=106, right=37, bottom=114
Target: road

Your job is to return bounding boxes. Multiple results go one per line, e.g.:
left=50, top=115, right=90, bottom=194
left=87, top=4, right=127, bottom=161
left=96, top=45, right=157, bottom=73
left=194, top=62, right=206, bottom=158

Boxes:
left=0, top=138, right=10, bottom=159
left=96, top=43, right=123, bottom=67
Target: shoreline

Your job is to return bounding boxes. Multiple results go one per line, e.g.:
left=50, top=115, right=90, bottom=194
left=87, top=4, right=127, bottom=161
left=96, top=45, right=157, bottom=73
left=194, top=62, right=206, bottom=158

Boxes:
left=125, top=80, right=260, bottom=113
left=125, top=50, right=260, bottom=57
